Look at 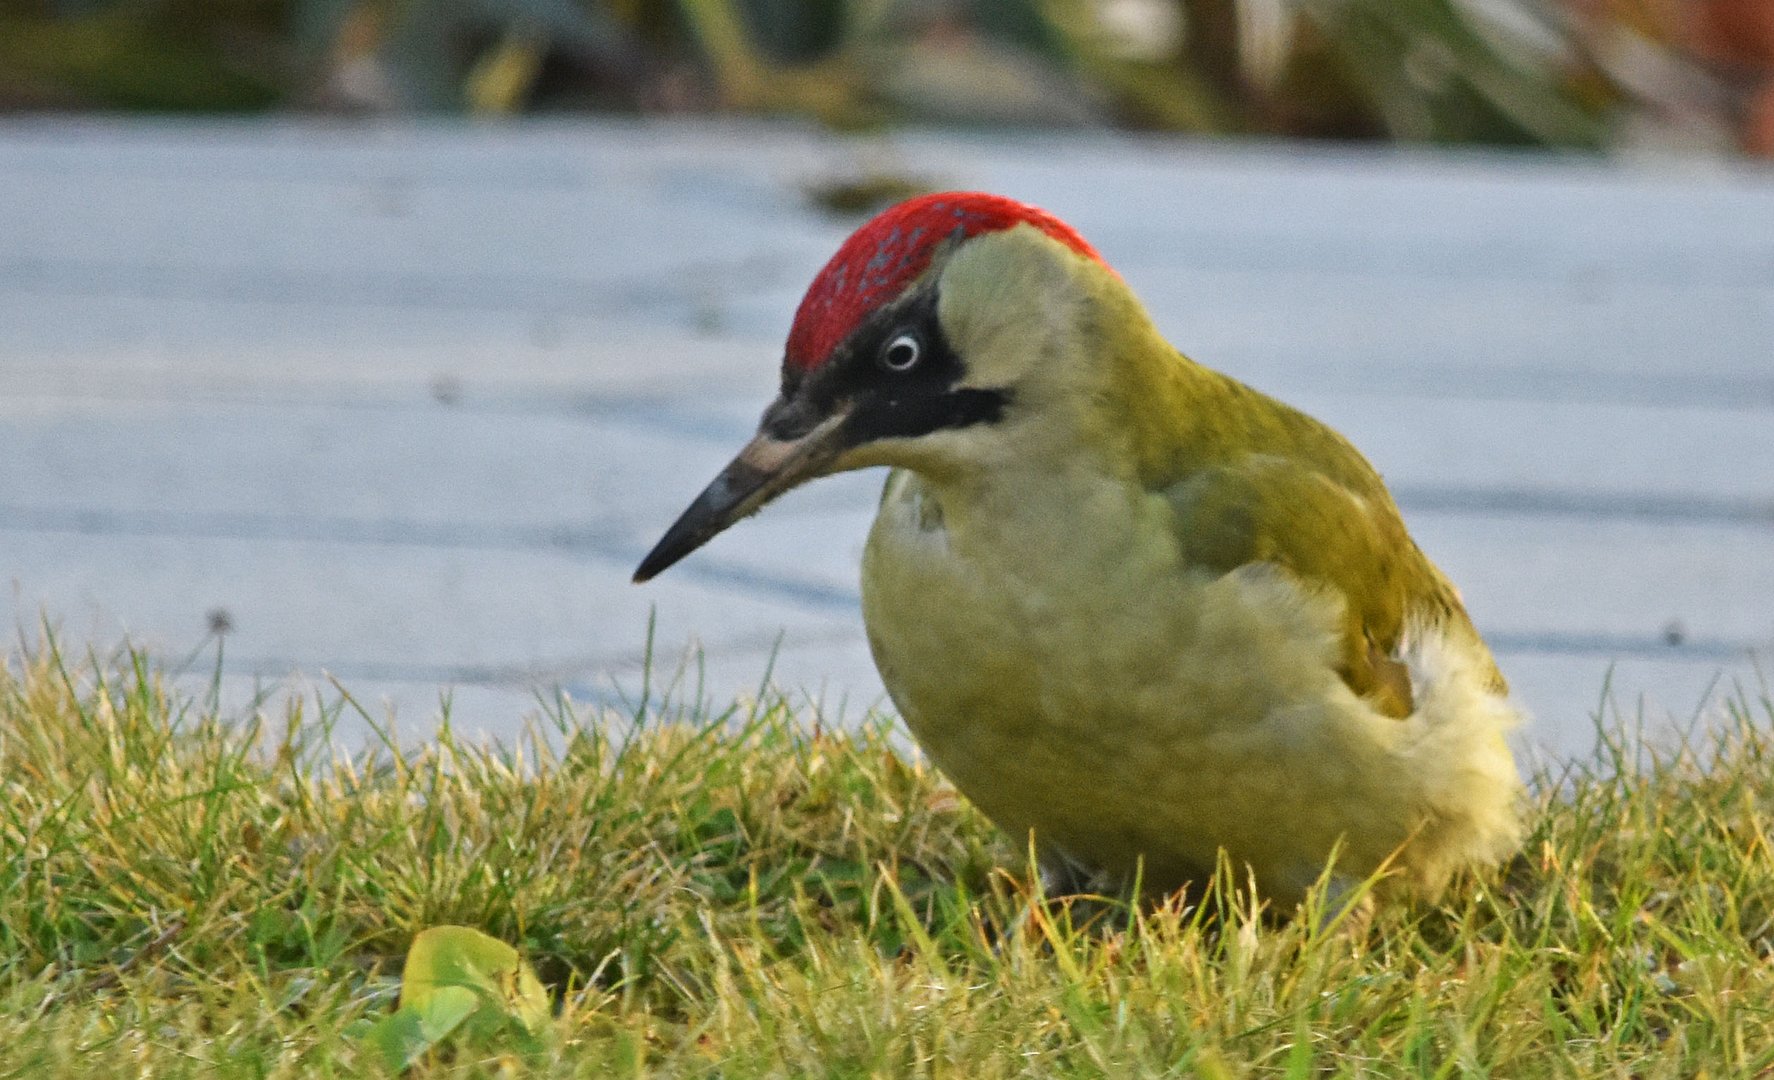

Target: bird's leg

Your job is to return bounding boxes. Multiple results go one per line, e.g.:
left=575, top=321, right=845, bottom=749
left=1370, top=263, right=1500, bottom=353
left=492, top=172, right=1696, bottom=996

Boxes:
left=1036, top=846, right=1106, bottom=900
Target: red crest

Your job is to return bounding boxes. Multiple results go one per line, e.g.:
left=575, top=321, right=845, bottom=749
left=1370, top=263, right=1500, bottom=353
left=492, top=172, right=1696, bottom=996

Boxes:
left=783, top=192, right=1105, bottom=371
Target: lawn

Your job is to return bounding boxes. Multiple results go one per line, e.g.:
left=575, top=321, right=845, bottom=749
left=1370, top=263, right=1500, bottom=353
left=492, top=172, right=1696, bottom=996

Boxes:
left=3, top=640, right=1772, bottom=1076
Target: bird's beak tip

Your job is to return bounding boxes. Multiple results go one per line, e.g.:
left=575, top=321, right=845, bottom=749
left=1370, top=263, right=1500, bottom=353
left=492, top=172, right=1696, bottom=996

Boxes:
left=632, top=535, right=689, bottom=584
left=632, top=410, right=850, bottom=585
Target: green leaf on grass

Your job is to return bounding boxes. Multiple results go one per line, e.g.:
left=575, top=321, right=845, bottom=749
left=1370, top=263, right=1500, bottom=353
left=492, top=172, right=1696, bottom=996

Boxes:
left=366, top=985, right=480, bottom=1071
left=363, top=925, right=550, bottom=1070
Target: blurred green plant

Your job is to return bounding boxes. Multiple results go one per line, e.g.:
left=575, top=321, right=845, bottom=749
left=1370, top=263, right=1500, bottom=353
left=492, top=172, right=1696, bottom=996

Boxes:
left=0, top=0, right=285, bottom=110
left=0, top=0, right=1699, bottom=151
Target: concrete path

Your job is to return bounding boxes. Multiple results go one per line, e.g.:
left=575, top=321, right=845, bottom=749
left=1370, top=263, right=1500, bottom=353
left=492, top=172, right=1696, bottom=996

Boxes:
left=2, top=118, right=1770, bottom=759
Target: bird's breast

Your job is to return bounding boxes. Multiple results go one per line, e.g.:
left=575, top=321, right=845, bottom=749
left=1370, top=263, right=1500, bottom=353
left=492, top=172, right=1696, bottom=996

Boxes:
left=860, top=465, right=1341, bottom=879
left=857, top=467, right=1521, bottom=899
left=863, top=467, right=1209, bottom=742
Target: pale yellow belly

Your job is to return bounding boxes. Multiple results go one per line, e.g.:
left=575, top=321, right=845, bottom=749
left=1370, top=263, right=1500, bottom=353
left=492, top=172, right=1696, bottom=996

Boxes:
left=860, top=470, right=1521, bottom=903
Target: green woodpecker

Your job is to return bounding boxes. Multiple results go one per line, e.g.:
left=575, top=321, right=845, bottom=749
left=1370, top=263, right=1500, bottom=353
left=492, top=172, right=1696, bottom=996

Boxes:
left=635, top=192, right=1522, bottom=905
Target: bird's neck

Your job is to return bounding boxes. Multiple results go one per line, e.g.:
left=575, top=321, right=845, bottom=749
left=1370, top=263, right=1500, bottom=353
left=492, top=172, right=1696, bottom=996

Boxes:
left=1052, top=276, right=1252, bottom=489
left=1081, top=276, right=1379, bottom=498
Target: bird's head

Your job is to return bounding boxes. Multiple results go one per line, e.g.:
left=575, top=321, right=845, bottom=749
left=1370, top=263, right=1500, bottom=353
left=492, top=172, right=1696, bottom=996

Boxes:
left=634, top=191, right=1128, bottom=582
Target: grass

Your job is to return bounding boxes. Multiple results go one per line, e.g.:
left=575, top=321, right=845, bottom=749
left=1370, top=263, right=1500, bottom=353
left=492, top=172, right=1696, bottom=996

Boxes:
left=3, top=640, right=1774, bottom=1077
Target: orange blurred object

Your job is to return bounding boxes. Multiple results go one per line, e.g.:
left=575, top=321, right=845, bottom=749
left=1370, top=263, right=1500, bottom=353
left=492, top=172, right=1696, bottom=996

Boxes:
left=1682, top=1, right=1774, bottom=68
left=1571, top=0, right=1774, bottom=154
left=1686, top=1, right=1774, bottom=154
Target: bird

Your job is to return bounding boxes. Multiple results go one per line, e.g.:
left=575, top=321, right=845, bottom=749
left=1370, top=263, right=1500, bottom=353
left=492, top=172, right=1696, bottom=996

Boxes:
left=634, top=191, right=1523, bottom=907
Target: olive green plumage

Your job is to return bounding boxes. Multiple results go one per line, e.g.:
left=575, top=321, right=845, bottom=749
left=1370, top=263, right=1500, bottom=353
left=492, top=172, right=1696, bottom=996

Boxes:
left=1158, top=369, right=1506, bottom=719
left=639, top=194, right=1525, bottom=907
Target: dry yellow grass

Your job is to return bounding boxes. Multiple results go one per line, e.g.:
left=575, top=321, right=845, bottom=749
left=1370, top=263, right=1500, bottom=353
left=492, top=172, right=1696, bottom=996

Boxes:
left=3, top=640, right=1772, bottom=1076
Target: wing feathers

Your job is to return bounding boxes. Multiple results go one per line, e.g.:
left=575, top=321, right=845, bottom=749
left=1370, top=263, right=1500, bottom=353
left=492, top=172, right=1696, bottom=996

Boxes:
left=1163, top=454, right=1498, bottom=715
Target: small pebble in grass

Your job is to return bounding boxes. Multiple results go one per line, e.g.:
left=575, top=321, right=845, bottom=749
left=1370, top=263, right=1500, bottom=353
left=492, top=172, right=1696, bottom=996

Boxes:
left=206, top=607, right=233, bottom=635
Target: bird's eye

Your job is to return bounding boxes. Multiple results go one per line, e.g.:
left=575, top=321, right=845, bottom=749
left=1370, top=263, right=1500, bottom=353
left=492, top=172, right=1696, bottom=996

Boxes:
left=879, top=332, right=922, bottom=373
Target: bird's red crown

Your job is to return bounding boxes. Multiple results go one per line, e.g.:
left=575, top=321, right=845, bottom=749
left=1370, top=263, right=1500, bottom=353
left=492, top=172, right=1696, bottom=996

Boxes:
left=783, top=192, right=1105, bottom=370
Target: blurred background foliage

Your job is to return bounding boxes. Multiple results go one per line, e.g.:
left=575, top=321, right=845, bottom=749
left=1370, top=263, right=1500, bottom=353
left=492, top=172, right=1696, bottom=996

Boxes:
left=0, top=0, right=1770, bottom=154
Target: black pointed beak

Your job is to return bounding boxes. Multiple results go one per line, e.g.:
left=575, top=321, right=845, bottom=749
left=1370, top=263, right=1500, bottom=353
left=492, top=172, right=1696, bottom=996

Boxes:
left=632, top=411, right=850, bottom=583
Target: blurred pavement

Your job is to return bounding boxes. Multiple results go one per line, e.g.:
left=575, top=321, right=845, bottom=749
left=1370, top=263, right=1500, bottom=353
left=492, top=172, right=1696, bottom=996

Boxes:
left=2, top=118, right=1771, bottom=759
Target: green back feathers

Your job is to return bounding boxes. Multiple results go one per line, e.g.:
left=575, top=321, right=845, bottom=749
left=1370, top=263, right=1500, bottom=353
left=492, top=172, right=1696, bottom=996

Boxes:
left=938, top=224, right=1506, bottom=712
left=1152, top=369, right=1506, bottom=710
left=1076, top=265, right=1504, bottom=709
